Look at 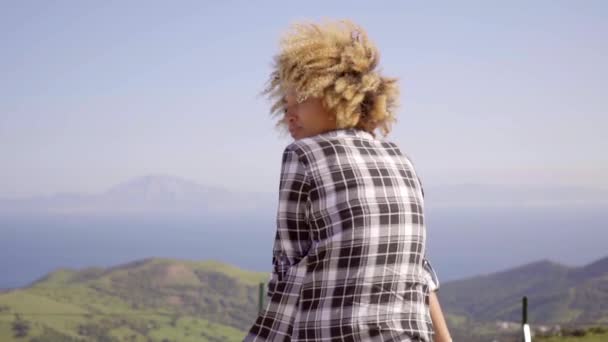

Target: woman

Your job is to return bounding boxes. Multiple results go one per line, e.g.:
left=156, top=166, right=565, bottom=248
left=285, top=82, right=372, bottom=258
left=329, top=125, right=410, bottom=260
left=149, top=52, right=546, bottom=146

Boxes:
left=245, top=19, right=452, bottom=342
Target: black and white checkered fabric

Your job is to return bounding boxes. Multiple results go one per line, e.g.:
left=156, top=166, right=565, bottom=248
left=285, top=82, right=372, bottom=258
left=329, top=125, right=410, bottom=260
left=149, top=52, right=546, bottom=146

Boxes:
left=244, top=128, right=440, bottom=341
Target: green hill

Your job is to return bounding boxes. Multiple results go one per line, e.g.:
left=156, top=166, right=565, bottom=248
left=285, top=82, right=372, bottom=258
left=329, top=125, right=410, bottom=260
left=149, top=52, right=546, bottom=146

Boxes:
left=0, top=258, right=268, bottom=341
left=2, top=256, right=607, bottom=341
left=439, top=256, right=608, bottom=341
left=440, top=257, right=608, bottom=324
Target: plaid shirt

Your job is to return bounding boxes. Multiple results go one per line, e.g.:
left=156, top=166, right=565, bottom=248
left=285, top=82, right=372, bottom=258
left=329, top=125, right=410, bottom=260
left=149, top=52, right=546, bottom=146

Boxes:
left=244, top=128, right=440, bottom=342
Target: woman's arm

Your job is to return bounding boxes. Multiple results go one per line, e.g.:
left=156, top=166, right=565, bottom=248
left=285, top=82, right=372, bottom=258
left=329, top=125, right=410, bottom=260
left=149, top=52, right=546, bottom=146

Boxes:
left=430, top=291, right=452, bottom=342
left=243, top=145, right=311, bottom=341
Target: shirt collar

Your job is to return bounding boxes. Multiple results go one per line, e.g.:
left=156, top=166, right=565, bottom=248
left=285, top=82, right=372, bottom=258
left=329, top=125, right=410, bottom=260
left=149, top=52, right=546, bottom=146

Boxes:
left=316, top=128, right=375, bottom=140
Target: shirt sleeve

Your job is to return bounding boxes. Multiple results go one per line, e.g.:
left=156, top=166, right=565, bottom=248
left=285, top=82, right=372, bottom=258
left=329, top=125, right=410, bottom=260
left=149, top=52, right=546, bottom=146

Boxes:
left=244, top=145, right=312, bottom=341
left=423, top=257, right=440, bottom=292
left=416, top=174, right=441, bottom=292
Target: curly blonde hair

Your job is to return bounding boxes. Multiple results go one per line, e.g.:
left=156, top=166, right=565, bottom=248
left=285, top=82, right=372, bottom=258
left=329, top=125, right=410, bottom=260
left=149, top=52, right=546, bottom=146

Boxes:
left=262, top=19, right=400, bottom=138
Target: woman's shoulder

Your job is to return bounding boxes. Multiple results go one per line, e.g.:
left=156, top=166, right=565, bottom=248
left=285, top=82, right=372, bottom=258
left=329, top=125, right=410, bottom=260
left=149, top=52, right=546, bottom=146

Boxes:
left=284, top=131, right=410, bottom=163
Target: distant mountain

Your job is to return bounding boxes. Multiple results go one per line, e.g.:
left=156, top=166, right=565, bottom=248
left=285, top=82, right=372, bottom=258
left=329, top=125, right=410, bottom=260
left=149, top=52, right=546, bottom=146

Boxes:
left=1, top=176, right=606, bottom=218
left=0, top=258, right=267, bottom=341
left=0, top=174, right=275, bottom=217
left=423, top=183, right=608, bottom=208
left=439, top=256, right=608, bottom=341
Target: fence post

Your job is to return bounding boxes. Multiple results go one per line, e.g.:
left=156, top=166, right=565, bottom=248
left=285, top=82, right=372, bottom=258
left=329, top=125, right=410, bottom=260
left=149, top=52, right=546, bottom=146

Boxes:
left=258, top=282, right=265, bottom=312
left=522, top=296, right=531, bottom=342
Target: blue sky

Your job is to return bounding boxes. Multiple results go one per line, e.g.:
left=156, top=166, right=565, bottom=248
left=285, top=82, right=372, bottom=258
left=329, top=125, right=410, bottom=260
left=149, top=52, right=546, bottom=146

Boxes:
left=1, top=1, right=606, bottom=198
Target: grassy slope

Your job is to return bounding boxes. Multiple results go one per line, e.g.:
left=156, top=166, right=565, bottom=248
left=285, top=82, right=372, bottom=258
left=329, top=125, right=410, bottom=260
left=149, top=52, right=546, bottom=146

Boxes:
left=440, top=258, right=608, bottom=325
left=0, top=258, right=268, bottom=341
left=2, top=257, right=607, bottom=341
left=537, top=331, right=608, bottom=342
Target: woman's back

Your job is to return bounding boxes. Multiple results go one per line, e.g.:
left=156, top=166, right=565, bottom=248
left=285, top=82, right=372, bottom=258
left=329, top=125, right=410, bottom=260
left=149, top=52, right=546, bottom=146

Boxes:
left=246, top=128, right=435, bottom=341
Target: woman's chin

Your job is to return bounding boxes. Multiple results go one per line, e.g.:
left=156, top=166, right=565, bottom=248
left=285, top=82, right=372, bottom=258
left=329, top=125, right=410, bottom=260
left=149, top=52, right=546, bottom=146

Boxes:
left=289, top=129, right=303, bottom=140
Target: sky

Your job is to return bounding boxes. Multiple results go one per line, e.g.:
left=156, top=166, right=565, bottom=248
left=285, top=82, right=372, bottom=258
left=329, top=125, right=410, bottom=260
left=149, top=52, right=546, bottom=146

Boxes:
left=1, top=0, right=607, bottom=198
